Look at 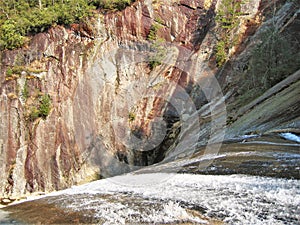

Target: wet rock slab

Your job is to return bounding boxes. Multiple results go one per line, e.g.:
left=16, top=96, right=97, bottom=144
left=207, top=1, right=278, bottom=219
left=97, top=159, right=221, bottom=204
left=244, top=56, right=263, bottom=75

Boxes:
left=136, top=134, right=300, bottom=179
left=182, top=134, right=300, bottom=179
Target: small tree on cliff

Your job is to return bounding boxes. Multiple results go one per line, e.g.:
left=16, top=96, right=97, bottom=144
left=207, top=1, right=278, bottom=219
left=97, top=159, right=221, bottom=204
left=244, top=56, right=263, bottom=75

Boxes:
left=215, top=0, right=244, bottom=67
left=39, top=94, right=51, bottom=119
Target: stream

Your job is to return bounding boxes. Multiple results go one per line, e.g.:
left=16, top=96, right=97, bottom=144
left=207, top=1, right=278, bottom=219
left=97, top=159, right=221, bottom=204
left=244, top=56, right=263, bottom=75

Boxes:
left=0, top=133, right=299, bottom=224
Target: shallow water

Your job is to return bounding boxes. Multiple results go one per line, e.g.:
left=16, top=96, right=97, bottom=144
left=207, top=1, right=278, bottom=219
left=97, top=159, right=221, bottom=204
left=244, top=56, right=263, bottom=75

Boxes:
left=2, top=173, right=300, bottom=224
left=136, top=134, right=300, bottom=179
left=2, top=134, right=300, bottom=224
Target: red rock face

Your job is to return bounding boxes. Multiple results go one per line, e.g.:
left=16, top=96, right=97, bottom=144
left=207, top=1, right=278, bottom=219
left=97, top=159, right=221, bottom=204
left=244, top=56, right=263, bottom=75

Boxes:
left=0, top=24, right=97, bottom=197
left=0, top=0, right=204, bottom=196
left=100, top=0, right=219, bottom=142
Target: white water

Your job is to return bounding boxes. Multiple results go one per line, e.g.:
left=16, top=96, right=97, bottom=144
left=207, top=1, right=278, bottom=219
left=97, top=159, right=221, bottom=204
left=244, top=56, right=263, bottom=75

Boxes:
left=280, top=132, right=300, bottom=143
left=40, top=173, right=300, bottom=224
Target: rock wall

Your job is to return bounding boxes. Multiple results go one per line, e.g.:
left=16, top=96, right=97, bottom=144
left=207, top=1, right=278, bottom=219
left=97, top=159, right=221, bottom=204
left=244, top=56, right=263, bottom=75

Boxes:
left=0, top=0, right=299, bottom=200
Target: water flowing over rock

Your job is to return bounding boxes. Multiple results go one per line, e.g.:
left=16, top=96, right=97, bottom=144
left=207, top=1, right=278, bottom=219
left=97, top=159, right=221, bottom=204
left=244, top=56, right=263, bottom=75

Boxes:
left=0, top=0, right=299, bottom=204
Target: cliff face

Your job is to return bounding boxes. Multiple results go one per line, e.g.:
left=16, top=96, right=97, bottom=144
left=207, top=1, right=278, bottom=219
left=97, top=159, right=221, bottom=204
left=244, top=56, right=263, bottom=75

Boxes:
left=0, top=0, right=299, bottom=199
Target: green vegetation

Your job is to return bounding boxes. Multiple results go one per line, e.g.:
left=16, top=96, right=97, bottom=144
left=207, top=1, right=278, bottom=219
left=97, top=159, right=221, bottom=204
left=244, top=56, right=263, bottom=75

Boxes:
left=92, top=0, right=134, bottom=10
left=0, top=0, right=135, bottom=50
left=0, top=20, right=27, bottom=50
left=216, top=0, right=243, bottom=30
left=21, top=81, right=29, bottom=100
left=148, top=17, right=165, bottom=42
left=29, top=106, right=40, bottom=121
left=6, top=65, right=46, bottom=80
left=147, top=20, right=166, bottom=69
left=149, top=39, right=166, bottom=69
left=128, top=111, right=135, bottom=122
left=27, top=93, right=52, bottom=121
left=236, top=27, right=300, bottom=106
left=154, top=17, right=164, bottom=25
left=6, top=66, right=25, bottom=76
left=215, top=40, right=227, bottom=67
left=148, top=22, right=161, bottom=41
left=6, top=67, right=13, bottom=77
left=215, top=0, right=244, bottom=67
left=39, top=94, right=51, bottom=119
left=248, top=29, right=300, bottom=88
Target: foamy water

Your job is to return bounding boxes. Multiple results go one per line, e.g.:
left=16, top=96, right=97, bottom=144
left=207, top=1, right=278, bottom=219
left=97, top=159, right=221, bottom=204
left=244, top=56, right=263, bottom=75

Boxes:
left=38, top=173, right=300, bottom=224
left=280, top=133, right=300, bottom=143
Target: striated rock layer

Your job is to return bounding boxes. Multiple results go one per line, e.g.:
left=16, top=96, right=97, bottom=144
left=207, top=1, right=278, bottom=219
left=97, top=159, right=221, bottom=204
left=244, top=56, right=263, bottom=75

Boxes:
left=0, top=0, right=299, bottom=199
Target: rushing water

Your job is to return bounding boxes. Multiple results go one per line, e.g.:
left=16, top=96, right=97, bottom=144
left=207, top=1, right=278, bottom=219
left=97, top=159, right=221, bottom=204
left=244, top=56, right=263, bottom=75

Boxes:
left=1, top=134, right=300, bottom=224
left=2, top=173, right=300, bottom=224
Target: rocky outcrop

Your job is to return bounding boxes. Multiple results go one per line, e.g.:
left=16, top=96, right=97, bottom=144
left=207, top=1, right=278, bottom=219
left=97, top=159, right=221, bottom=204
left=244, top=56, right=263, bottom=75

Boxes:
left=0, top=26, right=97, bottom=198
left=0, top=0, right=299, bottom=200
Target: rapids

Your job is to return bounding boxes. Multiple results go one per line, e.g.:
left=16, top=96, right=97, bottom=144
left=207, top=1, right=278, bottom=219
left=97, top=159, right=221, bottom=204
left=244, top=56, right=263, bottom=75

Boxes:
left=1, top=133, right=300, bottom=224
